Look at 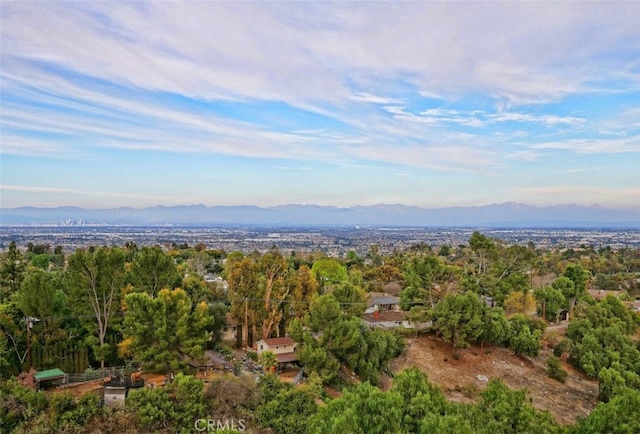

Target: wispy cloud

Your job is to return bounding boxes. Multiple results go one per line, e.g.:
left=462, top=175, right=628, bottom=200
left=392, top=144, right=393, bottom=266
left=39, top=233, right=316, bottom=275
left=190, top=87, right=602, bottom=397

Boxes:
left=1, top=1, right=639, bottom=209
left=531, top=136, right=640, bottom=154
left=0, top=184, right=169, bottom=202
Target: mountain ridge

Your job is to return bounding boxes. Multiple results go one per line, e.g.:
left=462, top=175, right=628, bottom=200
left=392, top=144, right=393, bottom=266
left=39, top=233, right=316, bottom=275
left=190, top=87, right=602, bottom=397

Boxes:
left=1, top=203, right=639, bottom=228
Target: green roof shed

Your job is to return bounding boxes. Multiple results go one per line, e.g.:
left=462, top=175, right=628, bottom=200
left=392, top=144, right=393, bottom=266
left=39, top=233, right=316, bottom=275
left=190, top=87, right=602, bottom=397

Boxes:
left=34, top=368, right=67, bottom=389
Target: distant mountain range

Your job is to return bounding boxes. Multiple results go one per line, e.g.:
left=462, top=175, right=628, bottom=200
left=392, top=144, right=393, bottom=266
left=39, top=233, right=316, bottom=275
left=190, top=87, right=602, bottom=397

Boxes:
left=2, top=203, right=640, bottom=228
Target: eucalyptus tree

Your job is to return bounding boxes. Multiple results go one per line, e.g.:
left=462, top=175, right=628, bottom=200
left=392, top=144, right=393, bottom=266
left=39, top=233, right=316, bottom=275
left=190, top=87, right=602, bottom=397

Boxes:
left=226, top=254, right=261, bottom=348
left=258, top=248, right=289, bottom=339
left=401, top=254, right=458, bottom=309
left=66, top=247, right=126, bottom=369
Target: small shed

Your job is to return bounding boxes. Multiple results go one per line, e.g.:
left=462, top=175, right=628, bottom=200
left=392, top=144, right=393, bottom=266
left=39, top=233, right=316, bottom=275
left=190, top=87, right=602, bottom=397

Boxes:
left=34, top=368, right=67, bottom=390
left=103, top=370, right=144, bottom=408
left=557, top=309, right=570, bottom=322
left=104, top=383, right=127, bottom=407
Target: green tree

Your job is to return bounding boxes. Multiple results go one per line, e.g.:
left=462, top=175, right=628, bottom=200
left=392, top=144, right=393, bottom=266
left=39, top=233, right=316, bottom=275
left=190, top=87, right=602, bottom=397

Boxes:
left=331, top=282, right=367, bottom=317
left=121, top=288, right=212, bottom=372
left=355, top=326, right=404, bottom=384
left=256, top=379, right=318, bottom=434
left=130, top=246, right=181, bottom=296
left=288, top=264, right=318, bottom=321
left=127, top=373, right=206, bottom=434
left=474, top=378, right=561, bottom=434
left=66, top=247, right=126, bottom=369
left=534, top=286, right=566, bottom=322
left=311, top=258, right=348, bottom=291
left=258, top=350, right=278, bottom=373
left=291, top=323, right=340, bottom=383
left=226, top=254, right=260, bottom=348
left=291, top=294, right=401, bottom=385
left=14, top=270, right=66, bottom=337
left=391, top=367, right=447, bottom=433
left=1, top=241, right=25, bottom=301
left=574, top=387, right=640, bottom=434
left=0, top=377, right=48, bottom=433
left=547, top=356, right=568, bottom=383
left=258, top=248, right=289, bottom=339
left=508, top=314, right=542, bottom=357
left=469, top=232, right=496, bottom=276
left=309, top=382, right=403, bottom=434
left=431, top=292, right=485, bottom=349
left=559, top=264, right=589, bottom=319
left=479, top=306, right=510, bottom=347
left=401, top=255, right=456, bottom=309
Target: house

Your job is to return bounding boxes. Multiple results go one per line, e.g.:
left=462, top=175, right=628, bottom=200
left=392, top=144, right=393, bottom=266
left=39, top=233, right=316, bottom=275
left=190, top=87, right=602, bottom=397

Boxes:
left=184, top=350, right=232, bottom=377
left=364, top=292, right=401, bottom=314
left=223, top=313, right=239, bottom=342
left=256, top=337, right=298, bottom=367
left=362, top=310, right=407, bottom=329
left=204, top=274, right=229, bottom=291
left=588, top=289, right=622, bottom=301
left=361, top=310, right=432, bottom=331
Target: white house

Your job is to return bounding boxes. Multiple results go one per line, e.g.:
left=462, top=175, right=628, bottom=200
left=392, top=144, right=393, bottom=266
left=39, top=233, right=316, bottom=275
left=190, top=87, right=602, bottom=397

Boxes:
left=364, top=292, right=401, bottom=314
left=361, top=310, right=432, bottom=331
left=256, top=337, right=298, bottom=364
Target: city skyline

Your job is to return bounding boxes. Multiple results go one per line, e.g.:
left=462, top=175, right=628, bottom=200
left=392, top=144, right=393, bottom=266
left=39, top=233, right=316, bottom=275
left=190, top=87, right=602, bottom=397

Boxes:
left=2, top=2, right=640, bottom=211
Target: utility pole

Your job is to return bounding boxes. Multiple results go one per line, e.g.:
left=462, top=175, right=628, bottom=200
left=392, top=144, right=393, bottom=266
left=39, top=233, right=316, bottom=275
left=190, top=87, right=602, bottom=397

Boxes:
left=25, top=316, right=40, bottom=369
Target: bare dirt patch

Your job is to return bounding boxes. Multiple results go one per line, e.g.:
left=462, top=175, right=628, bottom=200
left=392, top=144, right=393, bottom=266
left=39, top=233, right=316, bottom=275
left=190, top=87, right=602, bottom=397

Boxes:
left=387, top=335, right=598, bottom=426
left=50, top=378, right=106, bottom=398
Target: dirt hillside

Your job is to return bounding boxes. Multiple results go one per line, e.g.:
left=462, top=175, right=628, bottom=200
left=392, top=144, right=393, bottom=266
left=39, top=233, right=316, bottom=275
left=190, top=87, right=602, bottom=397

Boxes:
left=386, top=334, right=598, bottom=426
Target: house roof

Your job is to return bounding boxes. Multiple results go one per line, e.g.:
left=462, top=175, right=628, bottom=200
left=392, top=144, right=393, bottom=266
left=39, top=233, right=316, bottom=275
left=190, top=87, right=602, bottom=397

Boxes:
left=185, top=350, right=229, bottom=368
left=276, top=352, right=298, bottom=363
left=262, top=337, right=295, bottom=347
left=34, top=368, right=66, bottom=382
left=362, top=311, right=406, bottom=323
left=588, top=289, right=621, bottom=301
left=367, top=293, right=400, bottom=307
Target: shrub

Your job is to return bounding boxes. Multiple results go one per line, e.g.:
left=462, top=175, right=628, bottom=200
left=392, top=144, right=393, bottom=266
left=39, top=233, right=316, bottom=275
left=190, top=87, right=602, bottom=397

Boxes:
left=547, top=356, right=568, bottom=383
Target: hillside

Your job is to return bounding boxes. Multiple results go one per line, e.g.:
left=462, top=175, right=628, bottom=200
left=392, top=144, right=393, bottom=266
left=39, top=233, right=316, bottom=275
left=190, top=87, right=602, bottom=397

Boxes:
left=387, top=333, right=598, bottom=426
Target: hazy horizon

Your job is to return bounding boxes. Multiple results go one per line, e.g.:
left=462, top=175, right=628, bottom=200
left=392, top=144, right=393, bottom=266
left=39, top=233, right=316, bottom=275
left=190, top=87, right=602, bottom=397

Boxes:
left=2, top=2, right=639, bottom=211
left=2, top=201, right=640, bottom=212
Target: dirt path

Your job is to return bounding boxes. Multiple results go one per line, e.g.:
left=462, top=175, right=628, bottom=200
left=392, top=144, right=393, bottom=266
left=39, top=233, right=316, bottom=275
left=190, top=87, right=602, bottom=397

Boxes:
left=388, top=335, right=598, bottom=426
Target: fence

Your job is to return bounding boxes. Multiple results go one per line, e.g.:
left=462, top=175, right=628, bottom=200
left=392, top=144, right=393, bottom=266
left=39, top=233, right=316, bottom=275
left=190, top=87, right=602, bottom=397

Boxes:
left=291, top=368, right=304, bottom=385
left=64, top=366, right=139, bottom=385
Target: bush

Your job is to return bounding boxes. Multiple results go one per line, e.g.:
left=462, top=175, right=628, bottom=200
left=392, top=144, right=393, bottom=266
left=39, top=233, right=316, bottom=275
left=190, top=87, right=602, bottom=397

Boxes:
left=547, top=356, right=568, bottom=383
left=553, top=339, right=572, bottom=358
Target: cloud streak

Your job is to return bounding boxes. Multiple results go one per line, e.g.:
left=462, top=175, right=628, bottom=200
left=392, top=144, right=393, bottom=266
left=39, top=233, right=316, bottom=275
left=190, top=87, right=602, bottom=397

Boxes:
left=1, top=2, right=639, bottom=210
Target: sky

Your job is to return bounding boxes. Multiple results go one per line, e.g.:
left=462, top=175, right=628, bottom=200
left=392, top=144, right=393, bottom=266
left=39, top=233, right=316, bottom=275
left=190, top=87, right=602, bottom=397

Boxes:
left=1, top=1, right=640, bottom=211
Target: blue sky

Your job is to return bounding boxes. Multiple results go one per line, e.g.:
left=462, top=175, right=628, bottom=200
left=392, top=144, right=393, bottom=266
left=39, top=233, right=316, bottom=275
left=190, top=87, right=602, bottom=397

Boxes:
left=1, top=1, right=639, bottom=211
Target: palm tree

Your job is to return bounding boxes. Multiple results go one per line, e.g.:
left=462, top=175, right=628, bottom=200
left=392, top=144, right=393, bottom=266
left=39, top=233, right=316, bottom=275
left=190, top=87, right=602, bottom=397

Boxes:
left=258, top=350, right=278, bottom=374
